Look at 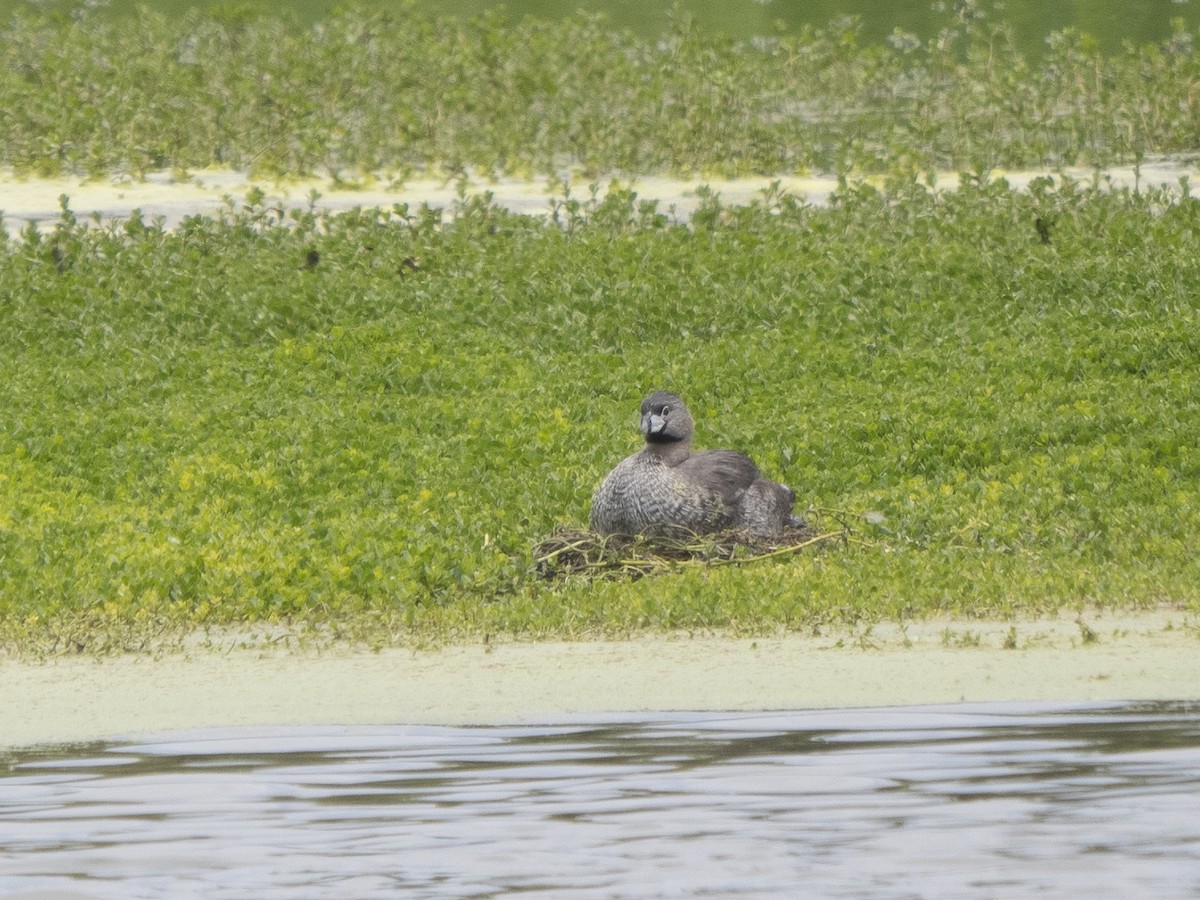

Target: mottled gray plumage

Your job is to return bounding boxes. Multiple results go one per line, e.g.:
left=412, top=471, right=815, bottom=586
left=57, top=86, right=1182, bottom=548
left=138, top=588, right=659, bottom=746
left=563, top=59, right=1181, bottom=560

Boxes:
left=590, top=391, right=799, bottom=537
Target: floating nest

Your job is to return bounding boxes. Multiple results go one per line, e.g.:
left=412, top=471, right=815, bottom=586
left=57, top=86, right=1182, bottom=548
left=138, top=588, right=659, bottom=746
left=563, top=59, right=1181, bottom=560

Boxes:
left=532, top=520, right=847, bottom=581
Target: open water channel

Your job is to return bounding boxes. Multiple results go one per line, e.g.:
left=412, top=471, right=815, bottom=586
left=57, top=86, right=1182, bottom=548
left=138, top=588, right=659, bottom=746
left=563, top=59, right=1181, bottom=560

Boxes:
left=2, top=701, right=1199, bottom=898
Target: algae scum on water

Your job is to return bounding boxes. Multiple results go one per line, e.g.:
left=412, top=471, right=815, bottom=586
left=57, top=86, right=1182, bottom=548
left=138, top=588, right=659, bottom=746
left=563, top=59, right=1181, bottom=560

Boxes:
left=2, top=3, right=1200, bottom=651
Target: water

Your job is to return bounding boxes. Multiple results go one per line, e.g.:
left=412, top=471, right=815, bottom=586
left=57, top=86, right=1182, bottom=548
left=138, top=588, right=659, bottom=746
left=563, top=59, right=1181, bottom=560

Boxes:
left=3, top=702, right=1200, bottom=899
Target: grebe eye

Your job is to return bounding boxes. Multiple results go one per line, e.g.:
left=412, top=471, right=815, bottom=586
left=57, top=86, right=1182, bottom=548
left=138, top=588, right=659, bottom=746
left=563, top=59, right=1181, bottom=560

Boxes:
left=661, top=406, right=670, bottom=416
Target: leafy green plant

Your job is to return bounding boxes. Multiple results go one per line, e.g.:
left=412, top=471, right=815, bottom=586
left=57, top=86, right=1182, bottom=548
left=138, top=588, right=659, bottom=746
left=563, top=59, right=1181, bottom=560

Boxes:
left=2, top=177, right=1200, bottom=652
left=0, top=3, right=1197, bottom=179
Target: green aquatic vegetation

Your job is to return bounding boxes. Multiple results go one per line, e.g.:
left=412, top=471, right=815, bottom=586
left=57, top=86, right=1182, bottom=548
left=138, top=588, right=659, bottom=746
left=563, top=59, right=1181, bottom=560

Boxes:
left=2, top=178, right=1200, bottom=651
left=0, top=3, right=1197, bottom=179
left=940, top=628, right=983, bottom=648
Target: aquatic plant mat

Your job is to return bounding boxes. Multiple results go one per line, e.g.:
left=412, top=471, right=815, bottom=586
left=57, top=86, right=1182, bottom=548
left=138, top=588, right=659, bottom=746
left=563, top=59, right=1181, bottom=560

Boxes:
left=5, top=1, right=1200, bottom=652
left=6, top=176, right=1200, bottom=653
left=6, top=175, right=1200, bottom=654
left=0, top=3, right=1198, bottom=178
left=533, top=524, right=844, bottom=581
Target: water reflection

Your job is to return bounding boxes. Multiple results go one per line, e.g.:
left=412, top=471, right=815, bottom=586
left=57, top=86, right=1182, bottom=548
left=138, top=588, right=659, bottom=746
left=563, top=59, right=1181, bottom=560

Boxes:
left=2, top=702, right=1199, bottom=898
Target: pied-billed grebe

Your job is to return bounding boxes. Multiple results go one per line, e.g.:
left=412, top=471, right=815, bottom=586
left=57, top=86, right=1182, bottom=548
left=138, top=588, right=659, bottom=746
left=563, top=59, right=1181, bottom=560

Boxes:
left=590, top=390, right=800, bottom=537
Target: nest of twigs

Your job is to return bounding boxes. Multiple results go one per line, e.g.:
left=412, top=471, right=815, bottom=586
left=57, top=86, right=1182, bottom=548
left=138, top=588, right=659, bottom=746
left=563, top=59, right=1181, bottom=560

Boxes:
left=532, top=521, right=847, bottom=581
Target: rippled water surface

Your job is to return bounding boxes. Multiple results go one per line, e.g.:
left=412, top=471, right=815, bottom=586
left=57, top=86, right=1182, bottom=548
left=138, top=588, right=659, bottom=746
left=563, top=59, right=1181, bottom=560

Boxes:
left=3, top=702, right=1199, bottom=898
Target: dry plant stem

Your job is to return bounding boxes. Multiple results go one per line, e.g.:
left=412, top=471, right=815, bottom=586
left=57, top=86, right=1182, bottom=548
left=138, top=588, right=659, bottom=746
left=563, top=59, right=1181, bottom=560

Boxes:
left=703, top=531, right=849, bottom=566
